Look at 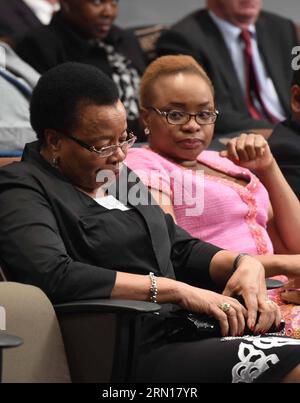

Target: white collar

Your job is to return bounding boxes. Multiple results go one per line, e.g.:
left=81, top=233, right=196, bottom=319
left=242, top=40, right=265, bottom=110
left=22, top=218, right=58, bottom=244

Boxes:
left=209, top=10, right=256, bottom=40
left=22, top=0, right=60, bottom=24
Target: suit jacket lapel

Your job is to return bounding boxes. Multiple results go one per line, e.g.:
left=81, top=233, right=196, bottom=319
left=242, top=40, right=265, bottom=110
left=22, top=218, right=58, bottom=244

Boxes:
left=256, top=14, right=290, bottom=113
left=52, top=13, right=92, bottom=61
left=108, top=166, right=171, bottom=276
left=199, top=11, right=246, bottom=109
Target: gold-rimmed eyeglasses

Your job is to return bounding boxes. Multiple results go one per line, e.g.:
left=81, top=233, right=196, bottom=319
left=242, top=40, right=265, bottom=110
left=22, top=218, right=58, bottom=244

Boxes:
left=60, top=131, right=136, bottom=158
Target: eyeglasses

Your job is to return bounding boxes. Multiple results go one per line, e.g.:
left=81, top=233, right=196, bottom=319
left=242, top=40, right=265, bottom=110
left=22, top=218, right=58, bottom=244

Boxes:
left=60, top=131, right=136, bottom=157
left=148, top=107, right=219, bottom=125
left=91, top=0, right=119, bottom=6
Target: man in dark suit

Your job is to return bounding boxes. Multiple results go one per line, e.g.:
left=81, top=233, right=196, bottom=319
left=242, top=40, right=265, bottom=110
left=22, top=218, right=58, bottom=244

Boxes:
left=157, top=0, right=298, bottom=138
left=268, top=69, right=300, bottom=199
left=16, top=0, right=148, bottom=141
left=0, top=0, right=41, bottom=39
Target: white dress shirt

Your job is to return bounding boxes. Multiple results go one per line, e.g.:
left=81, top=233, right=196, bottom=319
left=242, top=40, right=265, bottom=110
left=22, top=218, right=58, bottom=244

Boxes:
left=22, top=0, right=60, bottom=25
left=209, top=11, right=286, bottom=121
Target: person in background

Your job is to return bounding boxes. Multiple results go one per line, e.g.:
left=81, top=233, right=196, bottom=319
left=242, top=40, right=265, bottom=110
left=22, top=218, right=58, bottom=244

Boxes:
left=1, top=62, right=300, bottom=383
left=22, top=0, right=60, bottom=25
left=125, top=55, right=300, bottom=338
left=156, top=0, right=298, bottom=138
left=16, top=0, right=148, bottom=141
left=0, top=0, right=58, bottom=40
left=0, top=41, right=38, bottom=150
left=268, top=68, right=300, bottom=199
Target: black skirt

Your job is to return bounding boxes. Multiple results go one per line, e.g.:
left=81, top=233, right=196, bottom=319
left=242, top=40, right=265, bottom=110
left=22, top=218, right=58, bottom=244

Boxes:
left=136, top=334, right=300, bottom=383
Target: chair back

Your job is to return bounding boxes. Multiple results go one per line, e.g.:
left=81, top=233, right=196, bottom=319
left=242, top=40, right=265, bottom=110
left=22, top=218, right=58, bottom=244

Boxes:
left=0, top=282, right=71, bottom=383
left=133, top=23, right=169, bottom=61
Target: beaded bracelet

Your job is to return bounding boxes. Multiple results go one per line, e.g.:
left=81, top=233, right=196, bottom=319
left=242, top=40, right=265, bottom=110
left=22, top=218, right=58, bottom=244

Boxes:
left=149, top=272, right=158, bottom=303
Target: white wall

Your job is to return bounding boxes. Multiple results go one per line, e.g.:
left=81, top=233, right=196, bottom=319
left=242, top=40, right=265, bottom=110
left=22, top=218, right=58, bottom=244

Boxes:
left=116, top=0, right=300, bottom=28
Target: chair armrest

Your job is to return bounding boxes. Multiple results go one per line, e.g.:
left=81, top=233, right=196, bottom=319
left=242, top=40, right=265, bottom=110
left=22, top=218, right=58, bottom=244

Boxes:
left=54, top=299, right=160, bottom=382
left=54, top=298, right=161, bottom=315
left=0, top=332, right=23, bottom=382
left=0, top=332, right=23, bottom=349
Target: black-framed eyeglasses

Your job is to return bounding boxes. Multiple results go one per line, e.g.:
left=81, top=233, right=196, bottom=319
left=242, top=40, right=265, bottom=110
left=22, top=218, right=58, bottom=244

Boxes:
left=148, top=107, right=219, bottom=125
left=60, top=131, right=136, bottom=158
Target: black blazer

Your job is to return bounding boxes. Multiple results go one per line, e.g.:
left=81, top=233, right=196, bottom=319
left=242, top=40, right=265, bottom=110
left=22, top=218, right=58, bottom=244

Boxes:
left=15, top=12, right=148, bottom=140
left=16, top=12, right=147, bottom=76
left=157, top=9, right=298, bottom=135
left=0, top=0, right=41, bottom=38
left=0, top=142, right=220, bottom=303
left=268, top=119, right=300, bottom=199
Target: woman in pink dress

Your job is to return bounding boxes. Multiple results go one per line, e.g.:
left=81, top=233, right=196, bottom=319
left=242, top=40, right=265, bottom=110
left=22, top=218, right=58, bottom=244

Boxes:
left=126, top=55, right=300, bottom=338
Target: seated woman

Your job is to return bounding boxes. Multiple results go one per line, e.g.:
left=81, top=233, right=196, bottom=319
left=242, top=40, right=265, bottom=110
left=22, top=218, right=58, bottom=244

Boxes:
left=0, top=62, right=300, bottom=382
left=16, top=0, right=148, bottom=141
left=125, top=55, right=300, bottom=339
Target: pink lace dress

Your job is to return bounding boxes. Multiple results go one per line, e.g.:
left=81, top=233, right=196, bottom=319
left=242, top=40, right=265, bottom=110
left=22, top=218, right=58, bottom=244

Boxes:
left=126, top=147, right=300, bottom=338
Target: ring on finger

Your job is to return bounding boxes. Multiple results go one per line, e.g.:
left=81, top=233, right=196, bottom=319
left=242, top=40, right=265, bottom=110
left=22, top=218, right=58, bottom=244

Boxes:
left=219, top=302, right=231, bottom=313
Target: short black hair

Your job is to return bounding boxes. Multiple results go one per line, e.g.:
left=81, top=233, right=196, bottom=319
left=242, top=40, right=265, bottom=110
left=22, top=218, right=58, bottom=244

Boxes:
left=292, top=68, right=300, bottom=87
left=30, top=62, right=119, bottom=143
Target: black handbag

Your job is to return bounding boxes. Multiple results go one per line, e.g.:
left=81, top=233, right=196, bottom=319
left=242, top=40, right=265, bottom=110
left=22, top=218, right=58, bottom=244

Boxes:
left=164, top=309, right=285, bottom=342
left=164, top=310, right=222, bottom=342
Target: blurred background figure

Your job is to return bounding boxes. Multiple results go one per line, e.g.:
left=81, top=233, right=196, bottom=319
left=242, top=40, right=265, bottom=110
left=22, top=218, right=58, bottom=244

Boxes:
left=268, top=68, right=300, bottom=199
left=157, top=0, right=299, bottom=138
left=0, top=0, right=59, bottom=41
left=16, top=0, right=148, bottom=141
left=22, top=0, right=60, bottom=25
left=0, top=41, right=39, bottom=151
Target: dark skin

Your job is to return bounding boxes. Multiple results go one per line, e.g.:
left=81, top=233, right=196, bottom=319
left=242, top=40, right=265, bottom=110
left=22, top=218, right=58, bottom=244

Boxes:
left=40, top=100, right=128, bottom=197
left=142, top=73, right=216, bottom=169
left=60, top=0, right=119, bottom=40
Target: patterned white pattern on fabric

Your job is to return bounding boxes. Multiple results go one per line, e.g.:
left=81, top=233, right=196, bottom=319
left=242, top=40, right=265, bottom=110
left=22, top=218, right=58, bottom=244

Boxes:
left=229, top=336, right=300, bottom=383
left=97, top=42, right=140, bottom=121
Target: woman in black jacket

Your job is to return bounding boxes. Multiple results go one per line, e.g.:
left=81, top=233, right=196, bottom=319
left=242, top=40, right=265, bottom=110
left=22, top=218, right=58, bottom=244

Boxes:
left=1, top=63, right=300, bottom=383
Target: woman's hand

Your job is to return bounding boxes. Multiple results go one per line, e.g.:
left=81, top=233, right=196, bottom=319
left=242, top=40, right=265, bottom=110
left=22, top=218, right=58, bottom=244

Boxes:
left=177, top=284, right=247, bottom=337
left=220, top=133, right=274, bottom=174
left=223, top=255, right=282, bottom=334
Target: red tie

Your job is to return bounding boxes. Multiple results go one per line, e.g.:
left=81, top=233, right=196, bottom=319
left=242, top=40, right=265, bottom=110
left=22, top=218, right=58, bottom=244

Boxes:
left=240, top=29, right=279, bottom=123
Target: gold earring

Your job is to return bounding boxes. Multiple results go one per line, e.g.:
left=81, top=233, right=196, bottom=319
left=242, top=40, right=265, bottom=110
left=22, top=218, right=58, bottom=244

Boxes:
left=52, top=155, right=59, bottom=168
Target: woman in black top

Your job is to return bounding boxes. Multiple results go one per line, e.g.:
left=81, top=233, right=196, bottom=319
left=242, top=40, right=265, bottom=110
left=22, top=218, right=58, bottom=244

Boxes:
left=16, top=0, right=147, bottom=140
left=0, top=63, right=300, bottom=383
